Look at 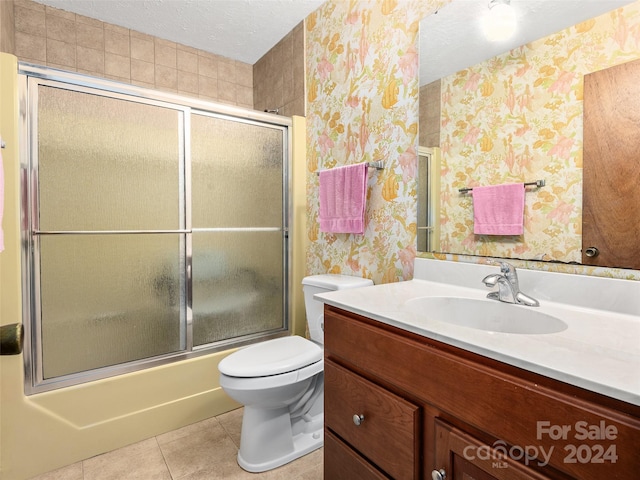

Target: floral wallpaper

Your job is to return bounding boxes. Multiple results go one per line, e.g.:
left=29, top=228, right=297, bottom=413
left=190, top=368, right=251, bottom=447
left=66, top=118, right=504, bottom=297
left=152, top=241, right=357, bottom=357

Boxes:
left=438, top=2, right=640, bottom=274
left=306, top=0, right=640, bottom=283
left=305, top=0, right=447, bottom=284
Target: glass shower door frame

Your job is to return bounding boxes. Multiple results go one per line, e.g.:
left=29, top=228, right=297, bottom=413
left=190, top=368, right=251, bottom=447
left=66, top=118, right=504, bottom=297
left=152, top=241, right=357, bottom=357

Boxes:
left=22, top=75, right=190, bottom=391
left=19, top=65, right=292, bottom=394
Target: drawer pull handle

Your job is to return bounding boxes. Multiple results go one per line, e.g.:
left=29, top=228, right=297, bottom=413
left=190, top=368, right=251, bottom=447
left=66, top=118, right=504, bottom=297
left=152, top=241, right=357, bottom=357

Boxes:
left=431, top=468, right=446, bottom=480
left=352, top=414, right=365, bottom=426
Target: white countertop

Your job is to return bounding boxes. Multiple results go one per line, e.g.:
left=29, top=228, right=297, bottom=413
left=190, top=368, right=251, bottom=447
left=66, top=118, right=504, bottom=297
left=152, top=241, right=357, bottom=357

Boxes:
left=316, top=258, right=640, bottom=406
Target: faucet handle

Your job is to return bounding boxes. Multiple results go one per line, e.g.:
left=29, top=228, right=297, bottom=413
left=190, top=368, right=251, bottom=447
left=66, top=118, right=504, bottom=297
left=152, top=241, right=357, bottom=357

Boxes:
left=498, top=261, right=516, bottom=275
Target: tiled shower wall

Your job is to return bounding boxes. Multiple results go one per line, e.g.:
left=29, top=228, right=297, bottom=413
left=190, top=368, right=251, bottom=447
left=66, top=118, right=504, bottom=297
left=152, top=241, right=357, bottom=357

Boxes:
left=0, top=0, right=16, bottom=55
left=253, top=21, right=305, bottom=117
left=418, top=79, right=441, bottom=148
left=6, top=0, right=254, bottom=109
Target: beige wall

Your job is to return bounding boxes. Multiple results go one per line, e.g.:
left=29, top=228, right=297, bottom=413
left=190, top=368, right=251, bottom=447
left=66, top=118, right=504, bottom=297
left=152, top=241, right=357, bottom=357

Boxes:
left=0, top=0, right=15, bottom=54
left=9, top=0, right=254, bottom=108
left=253, top=21, right=305, bottom=117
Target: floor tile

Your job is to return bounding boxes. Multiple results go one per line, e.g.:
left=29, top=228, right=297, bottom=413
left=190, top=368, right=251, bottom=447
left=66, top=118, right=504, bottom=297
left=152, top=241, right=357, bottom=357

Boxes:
left=216, top=408, right=243, bottom=448
left=156, top=417, right=220, bottom=446
left=259, top=448, right=323, bottom=480
left=174, top=456, right=255, bottom=480
left=83, top=438, right=170, bottom=480
left=29, top=408, right=324, bottom=480
left=160, top=422, right=238, bottom=479
left=29, top=462, right=83, bottom=480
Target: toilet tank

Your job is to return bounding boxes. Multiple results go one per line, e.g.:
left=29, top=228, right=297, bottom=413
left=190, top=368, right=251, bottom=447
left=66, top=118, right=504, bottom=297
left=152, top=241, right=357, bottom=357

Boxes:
left=302, top=274, right=373, bottom=345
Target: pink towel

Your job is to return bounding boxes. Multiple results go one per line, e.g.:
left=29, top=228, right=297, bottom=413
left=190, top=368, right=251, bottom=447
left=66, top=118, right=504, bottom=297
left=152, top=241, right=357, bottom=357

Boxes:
left=472, top=183, right=525, bottom=235
left=319, top=163, right=368, bottom=234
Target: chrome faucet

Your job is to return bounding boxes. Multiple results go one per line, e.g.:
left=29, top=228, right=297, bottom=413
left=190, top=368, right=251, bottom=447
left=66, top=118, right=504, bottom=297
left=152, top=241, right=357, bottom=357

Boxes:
left=482, top=261, right=539, bottom=307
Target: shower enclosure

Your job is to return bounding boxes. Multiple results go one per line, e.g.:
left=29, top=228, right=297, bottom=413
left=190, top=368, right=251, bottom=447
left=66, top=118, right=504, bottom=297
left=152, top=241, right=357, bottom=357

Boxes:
left=19, top=64, right=291, bottom=393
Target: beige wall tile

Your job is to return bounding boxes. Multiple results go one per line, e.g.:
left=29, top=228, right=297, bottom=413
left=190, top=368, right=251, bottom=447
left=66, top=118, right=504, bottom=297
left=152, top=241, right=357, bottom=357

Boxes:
left=105, top=51, right=130, bottom=79
left=76, top=22, right=103, bottom=50
left=76, top=45, right=104, bottom=74
left=105, top=25, right=129, bottom=56
left=283, top=68, right=295, bottom=105
left=131, top=58, right=155, bottom=84
left=46, top=37, right=75, bottom=68
left=131, top=36, right=153, bottom=62
left=1, top=0, right=16, bottom=55
left=198, top=74, right=217, bottom=99
left=155, top=64, right=177, bottom=90
left=46, top=13, right=76, bottom=44
left=236, top=62, right=252, bottom=88
left=154, top=40, right=176, bottom=68
left=176, top=43, right=198, bottom=55
left=45, top=5, right=74, bottom=21
left=236, top=85, right=253, bottom=108
left=104, top=22, right=128, bottom=36
left=15, top=4, right=44, bottom=36
left=218, top=59, right=235, bottom=83
left=177, top=70, right=198, bottom=94
left=130, top=29, right=153, bottom=41
left=177, top=49, right=197, bottom=73
left=75, top=13, right=102, bottom=28
left=14, top=0, right=45, bottom=13
left=198, top=53, right=217, bottom=78
left=131, top=79, right=155, bottom=90
left=9, top=2, right=258, bottom=109
left=217, top=80, right=236, bottom=103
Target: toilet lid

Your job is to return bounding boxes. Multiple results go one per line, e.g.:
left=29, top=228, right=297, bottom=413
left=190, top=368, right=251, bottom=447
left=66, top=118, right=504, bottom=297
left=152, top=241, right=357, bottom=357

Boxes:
left=218, top=336, right=323, bottom=378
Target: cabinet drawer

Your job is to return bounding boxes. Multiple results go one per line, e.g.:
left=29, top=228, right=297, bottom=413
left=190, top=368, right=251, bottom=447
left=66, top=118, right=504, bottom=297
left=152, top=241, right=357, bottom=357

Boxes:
left=325, top=359, right=420, bottom=480
left=325, top=429, right=389, bottom=480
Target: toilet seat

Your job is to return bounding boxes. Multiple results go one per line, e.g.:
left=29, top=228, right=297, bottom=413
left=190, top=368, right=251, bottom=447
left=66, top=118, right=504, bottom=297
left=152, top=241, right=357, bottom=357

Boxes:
left=218, top=336, right=322, bottom=378
left=219, top=358, right=323, bottom=391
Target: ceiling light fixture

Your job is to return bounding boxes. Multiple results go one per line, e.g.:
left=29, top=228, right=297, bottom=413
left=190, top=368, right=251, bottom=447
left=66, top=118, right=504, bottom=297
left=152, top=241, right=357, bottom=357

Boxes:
left=481, top=0, right=517, bottom=42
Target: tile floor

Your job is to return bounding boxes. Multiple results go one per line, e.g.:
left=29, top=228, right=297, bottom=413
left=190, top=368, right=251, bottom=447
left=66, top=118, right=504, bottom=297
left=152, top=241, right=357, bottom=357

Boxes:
left=30, top=408, right=323, bottom=480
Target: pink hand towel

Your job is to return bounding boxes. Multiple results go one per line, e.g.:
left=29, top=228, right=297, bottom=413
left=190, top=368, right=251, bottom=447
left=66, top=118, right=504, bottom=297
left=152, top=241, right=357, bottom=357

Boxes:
left=472, top=183, right=525, bottom=235
left=319, top=163, right=368, bottom=234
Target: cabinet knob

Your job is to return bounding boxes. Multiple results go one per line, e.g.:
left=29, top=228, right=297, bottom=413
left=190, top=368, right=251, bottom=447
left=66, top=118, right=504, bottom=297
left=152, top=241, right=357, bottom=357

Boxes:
left=352, top=414, right=365, bottom=426
left=431, top=468, right=446, bottom=480
left=585, top=247, right=599, bottom=257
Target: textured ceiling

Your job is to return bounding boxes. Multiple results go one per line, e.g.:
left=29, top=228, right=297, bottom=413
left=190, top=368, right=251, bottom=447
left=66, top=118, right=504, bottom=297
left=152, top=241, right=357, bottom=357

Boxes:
left=420, top=0, right=634, bottom=84
left=34, top=0, right=635, bottom=85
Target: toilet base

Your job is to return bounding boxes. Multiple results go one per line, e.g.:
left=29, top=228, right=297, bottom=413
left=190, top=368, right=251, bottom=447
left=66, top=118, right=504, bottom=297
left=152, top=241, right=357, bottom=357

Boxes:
left=236, top=406, right=324, bottom=473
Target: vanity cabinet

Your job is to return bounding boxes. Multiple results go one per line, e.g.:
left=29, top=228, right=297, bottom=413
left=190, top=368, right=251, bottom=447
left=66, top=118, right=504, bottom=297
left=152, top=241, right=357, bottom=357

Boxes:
left=323, top=305, right=640, bottom=480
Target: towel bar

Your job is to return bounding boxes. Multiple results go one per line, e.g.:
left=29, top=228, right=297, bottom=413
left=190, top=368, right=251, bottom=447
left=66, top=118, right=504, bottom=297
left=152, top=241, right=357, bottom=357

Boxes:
left=459, top=179, right=545, bottom=194
left=316, top=161, right=384, bottom=175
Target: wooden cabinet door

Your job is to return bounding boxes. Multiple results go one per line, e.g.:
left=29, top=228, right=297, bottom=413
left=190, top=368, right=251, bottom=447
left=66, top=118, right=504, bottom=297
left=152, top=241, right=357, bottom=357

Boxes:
left=583, top=58, right=640, bottom=269
left=325, top=360, right=420, bottom=480
left=434, top=419, right=551, bottom=480
left=324, top=430, right=389, bottom=480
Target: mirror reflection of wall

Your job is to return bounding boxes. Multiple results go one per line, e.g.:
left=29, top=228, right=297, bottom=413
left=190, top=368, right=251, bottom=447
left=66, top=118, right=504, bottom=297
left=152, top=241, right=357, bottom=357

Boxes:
left=417, top=0, right=640, bottom=270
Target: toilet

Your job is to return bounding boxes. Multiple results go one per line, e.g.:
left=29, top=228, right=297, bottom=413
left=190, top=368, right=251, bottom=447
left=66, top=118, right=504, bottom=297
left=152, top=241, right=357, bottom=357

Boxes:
left=218, top=274, right=374, bottom=472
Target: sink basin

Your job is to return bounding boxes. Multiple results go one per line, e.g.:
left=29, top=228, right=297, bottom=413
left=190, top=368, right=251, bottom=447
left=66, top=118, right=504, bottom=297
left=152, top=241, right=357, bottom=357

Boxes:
left=405, top=297, right=568, bottom=334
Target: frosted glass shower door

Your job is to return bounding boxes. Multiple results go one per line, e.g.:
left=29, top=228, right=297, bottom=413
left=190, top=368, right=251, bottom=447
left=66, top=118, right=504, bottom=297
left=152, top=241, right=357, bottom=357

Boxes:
left=191, top=113, right=287, bottom=346
left=34, top=84, right=186, bottom=380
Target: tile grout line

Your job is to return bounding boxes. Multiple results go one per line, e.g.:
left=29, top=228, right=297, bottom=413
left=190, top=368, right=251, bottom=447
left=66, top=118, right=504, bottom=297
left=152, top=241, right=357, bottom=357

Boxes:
left=154, top=435, right=175, bottom=480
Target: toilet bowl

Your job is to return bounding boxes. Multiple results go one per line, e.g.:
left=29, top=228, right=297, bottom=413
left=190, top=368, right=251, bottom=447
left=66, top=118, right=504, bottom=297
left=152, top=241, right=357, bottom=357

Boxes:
left=218, top=274, right=374, bottom=472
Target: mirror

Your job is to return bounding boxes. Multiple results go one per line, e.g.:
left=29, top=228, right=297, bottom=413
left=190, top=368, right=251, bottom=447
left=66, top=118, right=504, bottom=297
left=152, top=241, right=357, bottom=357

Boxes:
left=417, top=0, right=637, bottom=267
